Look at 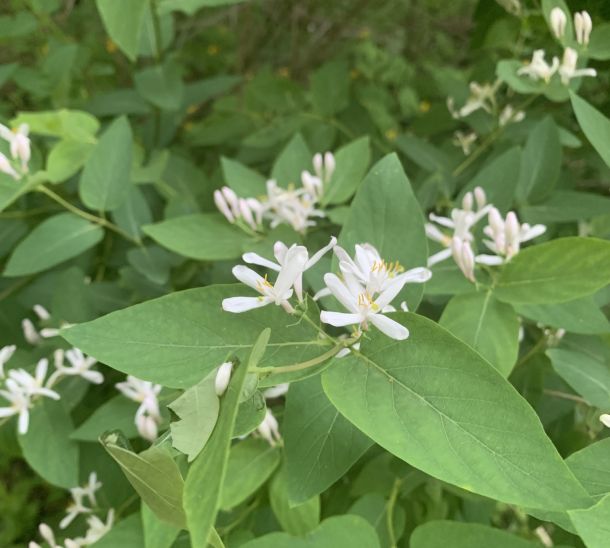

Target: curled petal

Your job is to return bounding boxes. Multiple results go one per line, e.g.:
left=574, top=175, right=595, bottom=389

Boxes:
left=222, top=296, right=271, bottom=313
left=369, top=314, right=409, bottom=340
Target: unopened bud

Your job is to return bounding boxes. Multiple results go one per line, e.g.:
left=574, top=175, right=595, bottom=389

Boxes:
left=462, top=192, right=473, bottom=212
left=22, top=318, right=40, bottom=345
left=600, top=414, right=610, bottom=428
left=214, top=361, right=233, bottom=396
left=312, top=153, right=323, bottom=179
left=550, top=7, right=567, bottom=39
left=323, top=152, right=336, bottom=181
left=474, top=186, right=486, bottom=209
left=33, top=304, right=51, bottom=321
left=574, top=11, right=592, bottom=46
left=214, top=190, right=235, bottom=223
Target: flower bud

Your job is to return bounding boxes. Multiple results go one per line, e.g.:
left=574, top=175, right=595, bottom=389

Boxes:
left=474, top=186, right=486, bottom=209
left=33, top=304, right=51, bottom=321
left=600, top=414, right=610, bottom=429
left=0, top=152, right=19, bottom=180
left=214, top=361, right=233, bottom=396
left=461, top=191, right=473, bottom=212
left=324, top=151, right=336, bottom=181
left=574, top=11, right=592, bottom=46
left=214, top=190, right=235, bottom=223
left=257, top=409, right=281, bottom=446
left=313, top=153, right=323, bottom=179
left=22, top=318, right=41, bottom=345
left=550, top=7, right=567, bottom=39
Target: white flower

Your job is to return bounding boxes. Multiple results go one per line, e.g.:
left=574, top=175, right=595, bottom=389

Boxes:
left=116, top=376, right=162, bottom=442
left=452, top=131, right=477, bottom=155
left=518, top=50, right=559, bottom=83
left=263, top=180, right=324, bottom=234
left=476, top=208, right=546, bottom=264
left=242, top=237, right=336, bottom=302
left=499, top=105, right=525, bottom=127
left=77, top=509, right=114, bottom=545
left=320, top=271, right=416, bottom=341
left=447, top=81, right=499, bottom=119
left=600, top=414, right=610, bottom=429
left=256, top=409, right=281, bottom=446
left=334, top=243, right=431, bottom=297
left=0, top=151, right=20, bottom=180
left=223, top=245, right=309, bottom=314
left=33, top=304, right=51, bottom=321
left=8, top=359, right=60, bottom=400
left=214, top=361, right=233, bottom=396
left=558, top=47, right=596, bottom=85
left=574, top=11, right=593, bottom=46
left=301, top=151, right=335, bottom=200
left=451, top=237, right=476, bottom=283
left=0, top=123, right=30, bottom=174
left=47, top=348, right=103, bottom=387
left=214, top=186, right=263, bottom=231
left=425, top=187, right=490, bottom=267
left=22, top=318, right=41, bottom=345
left=550, top=7, right=567, bottom=39
left=60, top=488, right=92, bottom=530
left=263, top=383, right=289, bottom=399
left=0, top=381, right=33, bottom=434
left=0, top=345, right=16, bottom=378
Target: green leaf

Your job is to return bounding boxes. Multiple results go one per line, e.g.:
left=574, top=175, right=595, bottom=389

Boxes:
left=127, top=245, right=172, bottom=285
left=96, top=0, right=148, bottom=61
left=143, top=213, right=253, bottom=261
left=349, top=493, right=405, bottom=547
left=221, top=438, right=280, bottom=509
left=18, top=399, right=79, bottom=489
left=284, top=374, right=373, bottom=504
left=517, top=116, right=561, bottom=203
left=234, top=391, right=266, bottom=437
left=135, top=59, right=184, bottom=110
left=310, top=60, right=350, bottom=117
left=521, top=190, right=610, bottom=223
left=567, top=438, right=610, bottom=501
left=184, top=330, right=266, bottom=547
left=79, top=116, right=133, bottom=211
left=71, top=395, right=139, bottom=441
left=169, top=372, right=219, bottom=462
left=62, top=285, right=325, bottom=388
left=589, top=22, right=610, bottom=60
left=112, top=184, right=153, bottom=240
left=270, top=467, right=320, bottom=536
left=46, top=140, right=94, bottom=184
left=322, top=312, right=592, bottom=511
left=494, top=238, right=610, bottom=304
left=570, top=92, right=610, bottom=169
left=221, top=157, right=267, bottom=197
left=459, top=147, right=521, bottom=213
left=239, top=515, right=380, bottom=548
left=13, top=109, right=99, bottom=141
left=102, top=433, right=187, bottom=529
left=515, top=297, right=610, bottom=335
left=320, top=136, right=371, bottom=206
left=141, top=503, right=180, bottom=548
left=411, top=520, right=539, bottom=548
left=440, top=291, right=519, bottom=377
left=158, top=0, right=245, bottom=15
left=94, top=512, right=144, bottom=548
left=339, top=153, right=428, bottom=309
left=547, top=348, right=610, bottom=408
left=271, top=133, right=312, bottom=186
left=569, top=493, right=610, bottom=548
left=4, top=212, right=103, bottom=277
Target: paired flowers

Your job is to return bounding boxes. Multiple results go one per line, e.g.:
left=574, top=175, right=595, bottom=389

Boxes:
left=215, top=151, right=335, bottom=234
left=222, top=238, right=431, bottom=341
left=425, top=187, right=546, bottom=282
left=518, top=9, right=596, bottom=86
left=115, top=375, right=163, bottom=442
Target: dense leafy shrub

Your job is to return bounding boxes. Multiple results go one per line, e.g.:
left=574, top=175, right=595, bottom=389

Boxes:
left=1, top=0, right=610, bottom=546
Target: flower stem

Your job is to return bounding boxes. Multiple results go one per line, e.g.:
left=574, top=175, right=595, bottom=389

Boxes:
left=386, top=478, right=402, bottom=548
left=37, top=186, right=142, bottom=246
left=251, top=344, right=345, bottom=375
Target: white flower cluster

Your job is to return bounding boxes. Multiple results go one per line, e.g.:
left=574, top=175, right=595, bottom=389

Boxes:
left=0, top=345, right=101, bottom=434
left=116, top=375, right=162, bottom=441
left=519, top=9, right=596, bottom=85
left=215, top=152, right=335, bottom=234
left=425, top=187, right=546, bottom=282
left=21, top=304, right=69, bottom=345
left=223, top=238, right=431, bottom=341
left=29, top=473, right=114, bottom=548
left=0, top=123, right=30, bottom=180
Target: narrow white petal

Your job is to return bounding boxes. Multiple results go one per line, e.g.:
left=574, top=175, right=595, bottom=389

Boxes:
left=232, top=265, right=265, bottom=291
left=520, top=224, right=546, bottom=242
left=323, top=273, right=360, bottom=313
left=18, top=409, right=30, bottom=434
left=369, top=314, right=409, bottom=340
left=242, top=253, right=281, bottom=271
left=273, top=247, right=308, bottom=296
left=475, top=254, right=505, bottom=265
left=427, top=248, right=452, bottom=267
left=305, top=236, right=337, bottom=268
left=320, top=311, right=361, bottom=327
left=429, top=213, right=454, bottom=229
left=402, top=267, right=432, bottom=283
left=222, top=296, right=270, bottom=313
left=313, top=287, right=332, bottom=301
left=0, top=407, right=17, bottom=417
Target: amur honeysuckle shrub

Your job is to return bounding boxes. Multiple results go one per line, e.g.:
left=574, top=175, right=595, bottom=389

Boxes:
left=1, top=0, right=610, bottom=547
